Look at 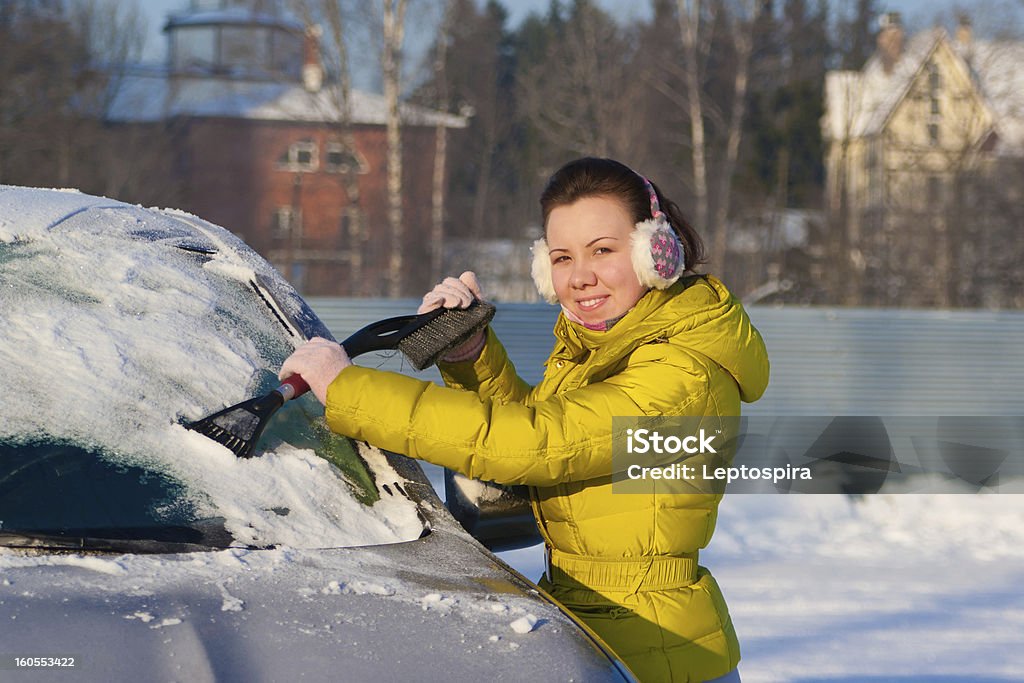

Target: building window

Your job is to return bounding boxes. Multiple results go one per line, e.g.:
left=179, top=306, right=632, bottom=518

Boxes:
left=339, top=206, right=362, bottom=238
left=277, top=139, right=318, bottom=172
left=221, top=26, right=267, bottom=73
left=927, top=176, right=942, bottom=207
left=272, top=206, right=301, bottom=237
left=269, top=27, right=303, bottom=77
left=865, top=143, right=880, bottom=205
left=928, top=62, right=941, bottom=92
left=324, top=142, right=367, bottom=174
left=926, top=62, right=942, bottom=147
left=172, top=26, right=216, bottom=71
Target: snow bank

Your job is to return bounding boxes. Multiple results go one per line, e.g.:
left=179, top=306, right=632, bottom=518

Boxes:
left=710, top=493, right=1024, bottom=564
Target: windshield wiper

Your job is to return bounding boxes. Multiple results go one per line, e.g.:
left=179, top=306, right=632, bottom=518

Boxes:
left=0, top=525, right=260, bottom=554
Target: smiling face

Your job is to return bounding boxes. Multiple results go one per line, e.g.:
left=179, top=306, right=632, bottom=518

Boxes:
left=545, top=195, right=649, bottom=325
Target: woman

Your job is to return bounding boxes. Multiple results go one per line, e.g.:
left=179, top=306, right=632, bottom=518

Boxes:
left=281, top=157, right=769, bottom=682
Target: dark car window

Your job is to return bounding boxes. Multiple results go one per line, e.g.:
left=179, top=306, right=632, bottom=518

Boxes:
left=0, top=392, right=380, bottom=548
left=0, top=439, right=209, bottom=543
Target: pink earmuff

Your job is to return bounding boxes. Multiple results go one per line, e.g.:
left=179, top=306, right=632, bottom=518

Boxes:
left=531, top=238, right=559, bottom=304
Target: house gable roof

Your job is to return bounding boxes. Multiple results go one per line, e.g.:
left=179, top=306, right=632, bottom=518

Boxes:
left=824, top=29, right=944, bottom=141
left=861, top=29, right=947, bottom=136
left=105, top=72, right=468, bottom=129
left=959, top=40, right=1024, bottom=154
left=824, top=27, right=1022, bottom=155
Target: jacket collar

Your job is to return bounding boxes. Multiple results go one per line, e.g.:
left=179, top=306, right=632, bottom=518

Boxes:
left=546, top=274, right=770, bottom=404
left=550, top=276, right=702, bottom=364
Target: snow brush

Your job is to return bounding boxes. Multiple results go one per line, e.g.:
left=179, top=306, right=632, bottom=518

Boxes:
left=185, top=300, right=496, bottom=458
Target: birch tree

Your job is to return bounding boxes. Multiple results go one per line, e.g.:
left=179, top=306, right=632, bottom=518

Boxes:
left=413, top=0, right=517, bottom=242
left=676, top=0, right=710, bottom=239
left=675, top=0, right=760, bottom=272
left=711, top=0, right=758, bottom=272
left=290, top=0, right=370, bottom=294
left=382, top=0, right=408, bottom=297
left=822, top=71, right=860, bottom=304
left=429, top=0, right=456, bottom=282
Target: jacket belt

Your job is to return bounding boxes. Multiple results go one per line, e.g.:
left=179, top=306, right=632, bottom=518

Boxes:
left=546, top=548, right=699, bottom=593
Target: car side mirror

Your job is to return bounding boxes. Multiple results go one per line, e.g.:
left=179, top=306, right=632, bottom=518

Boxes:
left=443, top=469, right=543, bottom=552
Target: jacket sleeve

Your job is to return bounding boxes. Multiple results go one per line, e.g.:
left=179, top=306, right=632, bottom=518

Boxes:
left=324, top=342, right=710, bottom=487
left=436, top=326, right=532, bottom=404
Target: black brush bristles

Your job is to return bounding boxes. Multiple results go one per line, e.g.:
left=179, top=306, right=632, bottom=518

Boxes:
left=397, top=300, right=496, bottom=370
left=185, top=390, right=286, bottom=458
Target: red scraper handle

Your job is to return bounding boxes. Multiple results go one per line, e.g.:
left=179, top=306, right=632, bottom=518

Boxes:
left=277, top=374, right=310, bottom=402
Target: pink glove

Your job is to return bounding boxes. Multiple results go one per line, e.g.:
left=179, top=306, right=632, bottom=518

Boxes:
left=418, top=271, right=487, bottom=363
left=278, top=337, right=351, bottom=406
left=417, top=271, right=484, bottom=313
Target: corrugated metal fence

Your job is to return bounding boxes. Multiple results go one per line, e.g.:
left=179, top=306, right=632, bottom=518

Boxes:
left=307, top=298, right=1024, bottom=416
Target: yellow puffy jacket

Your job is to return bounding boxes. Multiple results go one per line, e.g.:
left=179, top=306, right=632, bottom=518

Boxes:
left=325, top=275, right=769, bottom=682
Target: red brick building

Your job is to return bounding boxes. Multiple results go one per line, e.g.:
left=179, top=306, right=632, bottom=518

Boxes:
left=107, top=3, right=465, bottom=296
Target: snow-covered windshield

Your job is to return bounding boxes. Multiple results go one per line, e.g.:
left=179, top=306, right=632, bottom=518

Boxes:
left=0, top=187, right=423, bottom=550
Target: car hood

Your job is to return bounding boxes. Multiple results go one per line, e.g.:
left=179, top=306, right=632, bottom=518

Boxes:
left=0, top=522, right=627, bottom=681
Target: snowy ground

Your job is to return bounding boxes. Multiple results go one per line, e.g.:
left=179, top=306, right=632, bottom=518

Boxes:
left=707, top=495, right=1024, bottom=682
left=424, top=463, right=1024, bottom=681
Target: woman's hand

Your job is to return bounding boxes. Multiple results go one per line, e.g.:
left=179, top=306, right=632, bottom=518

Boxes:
left=279, top=337, right=351, bottom=406
left=419, top=271, right=487, bottom=363
left=417, top=271, right=484, bottom=313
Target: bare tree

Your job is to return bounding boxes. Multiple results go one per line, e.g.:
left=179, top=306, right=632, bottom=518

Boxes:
left=289, top=0, right=372, bottom=294
left=822, top=71, right=861, bottom=304
left=429, top=0, right=456, bottom=282
left=382, top=0, right=409, bottom=297
left=674, top=0, right=760, bottom=272
left=516, top=1, right=642, bottom=160
left=676, top=0, right=711, bottom=240
left=710, top=0, right=759, bottom=273
left=837, top=0, right=880, bottom=69
left=411, top=0, right=518, bottom=244
left=0, top=0, right=157, bottom=198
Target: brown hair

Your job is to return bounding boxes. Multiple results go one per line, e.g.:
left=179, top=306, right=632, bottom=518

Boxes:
left=539, top=157, right=706, bottom=269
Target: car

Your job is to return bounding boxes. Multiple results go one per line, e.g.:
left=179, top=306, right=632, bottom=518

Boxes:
left=0, top=185, right=634, bottom=681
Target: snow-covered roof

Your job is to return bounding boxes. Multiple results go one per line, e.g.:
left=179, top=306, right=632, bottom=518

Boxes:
left=105, top=72, right=468, bottom=129
left=164, top=8, right=303, bottom=32
left=823, top=29, right=1024, bottom=154
left=823, top=29, right=945, bottom=141
left=959, top=40, right=1024, bottom=154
